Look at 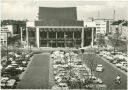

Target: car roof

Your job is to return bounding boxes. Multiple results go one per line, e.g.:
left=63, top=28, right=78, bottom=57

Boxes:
left=98, top=64, right=102, bottom=66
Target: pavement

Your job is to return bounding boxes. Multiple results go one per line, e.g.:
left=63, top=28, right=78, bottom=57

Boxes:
left=16, top=53, right=50, bottom=89
left=83, top=53, right=127, bottom=90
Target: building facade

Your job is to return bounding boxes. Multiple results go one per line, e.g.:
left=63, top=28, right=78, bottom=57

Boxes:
left=95, top=20, right=107, bottom=35
left=25, top=7, right=94, bottom=48
left=0, top=25, right=12, bottom=46
left=0, top=33, right=7, bottom=46
left=121, top=26, right=128, bottom=39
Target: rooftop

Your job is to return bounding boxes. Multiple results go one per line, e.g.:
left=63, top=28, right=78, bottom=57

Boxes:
left=38, top=7, right=77, bottom=21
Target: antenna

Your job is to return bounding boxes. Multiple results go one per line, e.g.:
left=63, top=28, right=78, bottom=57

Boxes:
left=98, top=10, right=100, bottom=19
left=113, top=10, right=115, bottom=20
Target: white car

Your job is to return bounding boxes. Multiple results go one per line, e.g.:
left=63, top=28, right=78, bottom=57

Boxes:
left=90, top=76, right=103, bottom=84
left=116, top=63, right=123, bottom=68
left=58, top=83, right=68, bottom=88
left=16, top=67, right=24, bottom=71
left=96, top=64, right=104, bottom=72
left=96, top=78, right=103, bottom=84
left=106, top=55, right=113, bottom=60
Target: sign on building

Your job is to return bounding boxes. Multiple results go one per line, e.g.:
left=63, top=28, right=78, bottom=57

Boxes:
left=1, top=25, right=13, bottom=33
left=26, top=21, right=35, bottom=27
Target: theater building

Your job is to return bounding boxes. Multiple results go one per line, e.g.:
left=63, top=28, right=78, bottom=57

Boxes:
left=24, top=7, right=95, bottom=48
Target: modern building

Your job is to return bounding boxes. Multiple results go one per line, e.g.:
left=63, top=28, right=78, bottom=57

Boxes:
left=84, top=20, right=96, bottom=45
left=0, top=25, right=12, bottom=46
left=1, top=25, right=13, bottom=36
left=110, top=20, right=128, bottom=38
left=95, top=20, right=107, bottom=35
left=94, top=19, right=113, bottom=36
left=0, top=33, right=7, bottom=46
left=121, top=26, right=128, bottom=39
left=1, top=20, right=26, bottom=35
left=24, top=7, right=95, bottom=48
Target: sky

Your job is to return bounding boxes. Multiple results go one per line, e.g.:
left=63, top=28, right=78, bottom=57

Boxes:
left=1, top=0, right=128, bottom=20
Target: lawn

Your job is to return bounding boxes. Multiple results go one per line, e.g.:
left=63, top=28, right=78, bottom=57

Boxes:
left=16, top=53, right=50, bottom=89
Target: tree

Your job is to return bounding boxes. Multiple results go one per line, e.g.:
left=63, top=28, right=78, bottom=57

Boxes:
left=109, top=28, right=121, bottom=53
left=97, top=34, right=106, bottom=47
left=1, top=46, right=7, bottom=57
left=7, top=35, right=21, bottom=46
left=29, top=39, right=36, bottom=51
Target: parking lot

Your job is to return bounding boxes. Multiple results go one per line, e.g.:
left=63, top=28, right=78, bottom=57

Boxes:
left=1, top=48, right=127, bottom=89
left=1, top=50, right=33, bottom=89
left=50, top=50, right=107, bottom=89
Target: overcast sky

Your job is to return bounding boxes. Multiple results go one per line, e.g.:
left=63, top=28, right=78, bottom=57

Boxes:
left=1, top=0, right=128, bottom=20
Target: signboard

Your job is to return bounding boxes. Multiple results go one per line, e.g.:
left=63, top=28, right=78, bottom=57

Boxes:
left=1, top=27, right=10, bottom=33
left=26, top=21, right=35, bottom=27
left=1, top=25, right=13, bottom=33
left=84, top=21, right=96, bottom=27
left=0, top=33, right=7, bottom=40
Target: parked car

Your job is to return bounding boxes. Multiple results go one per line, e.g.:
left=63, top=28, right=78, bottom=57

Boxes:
left=58, top=83, right=68, bottom=89
left=96, top=64, right=104, bottom=72
left=115, top=63, right=122, bottom=68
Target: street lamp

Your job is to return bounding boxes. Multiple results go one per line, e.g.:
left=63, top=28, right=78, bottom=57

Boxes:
left=6, top=31, right=10, bottom=61
left=81, top=48, right=84, bottom=63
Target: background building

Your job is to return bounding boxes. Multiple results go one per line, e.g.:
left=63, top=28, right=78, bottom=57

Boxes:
left=0, top=33, right=7, bottom=46
left=95, top=20, right=107, bottom=35
left=0, top=25, right=12, bottom=46
left=110, top=20, right=128, bottom=38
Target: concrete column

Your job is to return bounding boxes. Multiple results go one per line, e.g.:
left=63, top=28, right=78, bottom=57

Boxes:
left=20, top=27, right=23, bottom=42
left=91, top=27, right=94, bottom=47
left=26, top=27, right=28, bottom=47
left=56, top=31, right=57, bottom=47
left=47, top=31, right=49, bottom=47
left=56, top=31, right=57, bottom=39
left=73, top=31, right=75, bottom=47
left=73, top=31, right=74, bottom=39
left=47, top=31, right=49, bottom=39
left=81, top=27, right=84, bottom=47
left=64, top=31, right=66, bottom=47
left=36, top=27, right=39, bottom=48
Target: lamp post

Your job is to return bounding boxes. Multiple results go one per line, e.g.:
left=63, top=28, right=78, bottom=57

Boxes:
left=20, top=27, right=23, bottom=42
left=81, top=48, right=84, bottom=63
left=6, top=32, right=10, bottom=61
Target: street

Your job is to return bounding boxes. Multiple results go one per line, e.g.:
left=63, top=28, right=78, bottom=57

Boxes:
left=16, top=53, right=50, bottom=89
left=83, top=53, right=127, bottom=89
